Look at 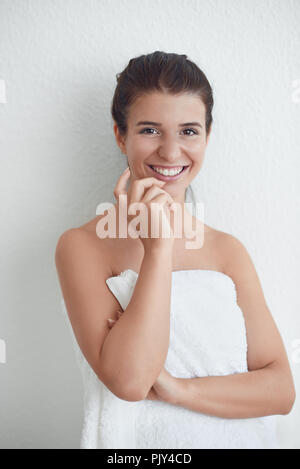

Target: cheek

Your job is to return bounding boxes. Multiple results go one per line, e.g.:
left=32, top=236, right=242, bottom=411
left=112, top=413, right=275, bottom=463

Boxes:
left=128, top=138, right=154, bottom=159
left=190, top=150, right=205, bottom=168
left=183, top=137, right=205, bottom=151
left=190, top=143, right=205, bottom=156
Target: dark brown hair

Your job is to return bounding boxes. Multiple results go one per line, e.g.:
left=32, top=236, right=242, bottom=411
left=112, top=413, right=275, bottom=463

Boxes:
left=111, top=51, right=214, bottom=137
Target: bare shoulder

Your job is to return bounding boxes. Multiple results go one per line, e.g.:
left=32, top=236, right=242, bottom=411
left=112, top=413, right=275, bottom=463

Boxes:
left=55, top=224, right=111, bottom=275
left=55, top=226, right=96, bottom=254
left=201, top=227, right=241, bottom=273
left=214, top=231, right=261, bottom=289
left=211, top=230, right=250, bottom=269
left=208, top=229, right=267, bottom=305
left=55, top=213, right=108, bottom=249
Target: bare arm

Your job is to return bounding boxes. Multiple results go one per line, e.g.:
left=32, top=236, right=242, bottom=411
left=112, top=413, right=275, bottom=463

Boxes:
left=55, top=228, right=173, bottom=402
left=173, top=361, right=294, bottom=418
left=56, top=169, right=176, bottom=402
left=100, top=245, right=173, bottom=400
left=169, top=235, right=296, bottom=418
left=99, top=169, right=176, bottom=399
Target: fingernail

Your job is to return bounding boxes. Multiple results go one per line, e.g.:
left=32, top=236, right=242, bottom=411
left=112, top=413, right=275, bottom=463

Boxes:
left=107, top=318, right=115, bottom=325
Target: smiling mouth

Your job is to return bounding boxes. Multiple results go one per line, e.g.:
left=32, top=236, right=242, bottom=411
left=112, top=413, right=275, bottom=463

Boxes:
left=147, top=164, right=189, bottom=181
left=149, top=165, right=188, bottom=174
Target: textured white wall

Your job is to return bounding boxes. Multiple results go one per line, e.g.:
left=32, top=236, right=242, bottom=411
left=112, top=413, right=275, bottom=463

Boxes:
left=0, top=0, right=299, bottom=449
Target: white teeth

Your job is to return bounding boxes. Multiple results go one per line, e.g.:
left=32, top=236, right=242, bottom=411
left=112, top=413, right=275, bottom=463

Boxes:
left=152, top=166, right=184, bottom=176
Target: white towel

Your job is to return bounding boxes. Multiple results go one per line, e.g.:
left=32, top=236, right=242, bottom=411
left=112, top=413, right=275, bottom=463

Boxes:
left=60, top=268, right=280, bottom=449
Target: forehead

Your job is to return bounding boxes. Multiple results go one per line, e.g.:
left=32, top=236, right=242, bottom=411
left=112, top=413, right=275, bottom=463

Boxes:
left=127, top=91, right=206, bottom=123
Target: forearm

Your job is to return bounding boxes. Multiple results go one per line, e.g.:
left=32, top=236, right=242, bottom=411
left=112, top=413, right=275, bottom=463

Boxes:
left=100, top=247, right=173, bottom=397
left=173, top=363, right=291, bottom=418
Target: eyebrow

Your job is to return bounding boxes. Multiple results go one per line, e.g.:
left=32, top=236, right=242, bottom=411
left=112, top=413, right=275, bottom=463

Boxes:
left=136, top=120, right=202, bottom=128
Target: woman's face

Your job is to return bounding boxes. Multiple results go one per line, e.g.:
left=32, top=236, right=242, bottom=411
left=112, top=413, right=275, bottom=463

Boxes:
left=114, top=91, right=211, bottom=203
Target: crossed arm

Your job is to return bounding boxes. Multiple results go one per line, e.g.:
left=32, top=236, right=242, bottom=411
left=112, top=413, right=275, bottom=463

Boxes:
left=170, top=360, right=294, bottom=418
left=149, top=235, right=296, bottom=419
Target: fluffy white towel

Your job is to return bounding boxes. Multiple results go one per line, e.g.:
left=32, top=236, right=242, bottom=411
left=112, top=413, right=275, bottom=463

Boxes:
left=60, top=268, right=279, bottom=449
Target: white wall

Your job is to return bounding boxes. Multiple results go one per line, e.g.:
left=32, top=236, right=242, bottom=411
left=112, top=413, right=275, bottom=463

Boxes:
left=0, top=0, right=299, bottom=449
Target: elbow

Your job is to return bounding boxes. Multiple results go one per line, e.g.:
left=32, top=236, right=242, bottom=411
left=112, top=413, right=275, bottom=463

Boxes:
left=97, top=349, right=156, bottom=402
left=97, top=368, right=146, bottom=402
left=118, top=375, right=150, bottom=401
left=267, top=362, right=296, bottom=416
left=115, top=382, right=146, bottom=402
left=280, top=386, right=296, bottom=415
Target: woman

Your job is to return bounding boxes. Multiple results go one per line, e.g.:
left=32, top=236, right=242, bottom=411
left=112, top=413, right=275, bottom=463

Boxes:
left=55, top=51, right=295, bottom=449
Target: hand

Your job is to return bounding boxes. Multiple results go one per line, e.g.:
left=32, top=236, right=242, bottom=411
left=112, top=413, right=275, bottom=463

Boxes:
left=107, top=310, right=178, bottom=404
left=113, top=167, right=176, bottom=253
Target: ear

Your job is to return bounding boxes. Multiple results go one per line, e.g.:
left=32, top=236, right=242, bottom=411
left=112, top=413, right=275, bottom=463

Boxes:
left=113, top=123, right=126, bottom=154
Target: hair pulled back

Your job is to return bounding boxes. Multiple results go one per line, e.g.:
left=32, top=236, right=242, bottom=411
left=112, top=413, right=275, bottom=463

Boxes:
left=111, top=51, right=214, bottom=138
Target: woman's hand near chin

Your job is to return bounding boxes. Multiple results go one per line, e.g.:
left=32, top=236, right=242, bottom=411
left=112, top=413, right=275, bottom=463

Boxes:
left=113, top=167, right=176, bottom=254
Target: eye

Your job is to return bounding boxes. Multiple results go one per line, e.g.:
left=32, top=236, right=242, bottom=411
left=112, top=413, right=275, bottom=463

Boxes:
left=139, top=128, right=158, bottom=134
left=139, top=127, right=198, bottom=136
left=183, top=128, right=198, bottom=136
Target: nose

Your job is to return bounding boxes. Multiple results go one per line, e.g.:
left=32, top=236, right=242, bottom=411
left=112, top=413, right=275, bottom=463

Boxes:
left=157, top=136, right=182, bottom=162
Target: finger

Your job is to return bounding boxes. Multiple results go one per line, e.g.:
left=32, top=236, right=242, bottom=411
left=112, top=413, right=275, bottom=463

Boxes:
left=147, top=194, right=174, bottom=236
left=129, top=177, right=166, bottom=206
left=113, top=167, right=131, bottom=202
left=142, top=185, right=174, bottom=205
left=116, top=311, right=123, bottom=319
left=148, top=194, right=175, bottom=218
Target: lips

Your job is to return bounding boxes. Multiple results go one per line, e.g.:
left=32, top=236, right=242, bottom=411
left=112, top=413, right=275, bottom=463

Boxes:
left=147, top=164, right=189, bottom=182
left=150, top=165, right=184, bottom=175
left=149, top=165, right=186, bottom=170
